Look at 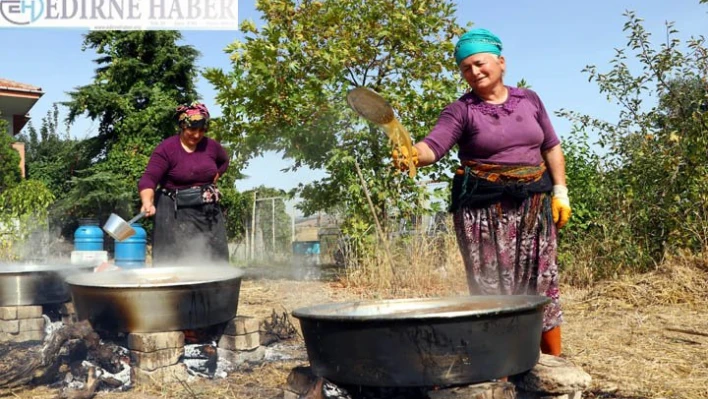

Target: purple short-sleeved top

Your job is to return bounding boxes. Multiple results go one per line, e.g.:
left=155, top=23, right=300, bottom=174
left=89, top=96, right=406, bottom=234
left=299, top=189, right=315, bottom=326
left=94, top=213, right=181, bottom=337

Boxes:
left=422, top=87, right=560, bottom=165
left=138, top=135, right=229, bottom=191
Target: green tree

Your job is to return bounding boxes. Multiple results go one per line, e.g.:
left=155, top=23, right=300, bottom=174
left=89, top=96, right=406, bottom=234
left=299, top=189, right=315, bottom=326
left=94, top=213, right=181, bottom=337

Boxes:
left=62, top=31, right=201, bottom=220
left=205, top=0, right=467, bottom=240
left=0, top=117, right=21, bottom=192
left=557, top=10, right=708, bottom=278
left=0, top=118, right=55, bottom=260
left=214, top=158, right=252, bottom=241
left=66, top=31, right=200, bottom=160
left=19, top=104, right=89, bottom=196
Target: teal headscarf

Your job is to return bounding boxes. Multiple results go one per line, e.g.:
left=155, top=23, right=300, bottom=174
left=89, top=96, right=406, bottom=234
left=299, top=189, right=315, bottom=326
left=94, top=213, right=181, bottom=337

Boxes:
left=454, top=28, right=503, bottom=65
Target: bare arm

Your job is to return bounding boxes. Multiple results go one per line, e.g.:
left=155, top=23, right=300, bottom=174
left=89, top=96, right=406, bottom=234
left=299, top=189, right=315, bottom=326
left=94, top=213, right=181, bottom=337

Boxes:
left=138, top=143, right=169, bottom=217
left=140, top=188, right=156, bottom=217
left=541, top=144, right=567, bottom=186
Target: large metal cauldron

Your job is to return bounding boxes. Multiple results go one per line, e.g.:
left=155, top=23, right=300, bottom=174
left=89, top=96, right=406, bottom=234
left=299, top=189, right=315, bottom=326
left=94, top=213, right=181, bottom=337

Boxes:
left=0, top=263, right=93, bottom=306
left=66, top=266, right=243, bottom=333
left=292, top=295, right=550, bottom=387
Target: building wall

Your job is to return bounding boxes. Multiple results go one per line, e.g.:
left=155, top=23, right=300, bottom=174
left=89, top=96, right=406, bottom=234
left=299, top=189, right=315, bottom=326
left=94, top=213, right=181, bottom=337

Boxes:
left=10, top=142, right=25, bottom=178
left=294, top=227, right=319, bottom=242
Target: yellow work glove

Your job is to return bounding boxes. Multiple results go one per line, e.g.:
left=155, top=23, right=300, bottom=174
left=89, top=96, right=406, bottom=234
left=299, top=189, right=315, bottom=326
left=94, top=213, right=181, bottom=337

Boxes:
left=391, top=146, right=419, bottom=172
left=552, top=185, right=572, bottom=229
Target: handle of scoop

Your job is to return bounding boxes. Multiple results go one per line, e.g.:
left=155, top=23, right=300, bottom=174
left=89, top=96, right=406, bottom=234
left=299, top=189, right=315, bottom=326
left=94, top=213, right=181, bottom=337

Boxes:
left=127, top=211, right=146, bottom=225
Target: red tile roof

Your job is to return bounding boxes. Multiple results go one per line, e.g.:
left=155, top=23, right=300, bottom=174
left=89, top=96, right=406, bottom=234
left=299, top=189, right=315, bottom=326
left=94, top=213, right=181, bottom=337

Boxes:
left=0, top=78, right=42, bottom=93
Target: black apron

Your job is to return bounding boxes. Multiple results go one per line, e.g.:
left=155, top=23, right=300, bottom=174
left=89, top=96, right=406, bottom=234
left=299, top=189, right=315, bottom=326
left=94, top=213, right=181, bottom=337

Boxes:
left=152, top=191, right=229, bottom=266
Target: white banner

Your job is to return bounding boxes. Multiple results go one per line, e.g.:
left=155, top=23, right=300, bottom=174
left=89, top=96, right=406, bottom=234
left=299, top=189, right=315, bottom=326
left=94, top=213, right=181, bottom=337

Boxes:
left=0, top=0, right=238, bottom=30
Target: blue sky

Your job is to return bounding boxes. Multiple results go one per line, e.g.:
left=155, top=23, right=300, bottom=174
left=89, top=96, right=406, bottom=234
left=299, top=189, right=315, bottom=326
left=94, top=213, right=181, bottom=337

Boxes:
left=2, top=0, right=707, bottom=195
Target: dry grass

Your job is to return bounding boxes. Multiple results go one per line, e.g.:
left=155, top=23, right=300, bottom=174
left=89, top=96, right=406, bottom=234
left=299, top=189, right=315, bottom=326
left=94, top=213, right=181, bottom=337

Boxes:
left=562, top=254, right=708, bottom=399
left=341, top=231, right=468, bottom=298
left=578, top=254, right=708, bottom=308
left=130, top=361, right=297, bottom=399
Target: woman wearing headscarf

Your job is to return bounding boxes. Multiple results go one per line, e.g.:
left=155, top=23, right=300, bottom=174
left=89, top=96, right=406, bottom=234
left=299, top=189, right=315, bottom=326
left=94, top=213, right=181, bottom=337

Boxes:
left=138, top=102, right=230, bottom=265
left=393, top=28, right=571, bottom=356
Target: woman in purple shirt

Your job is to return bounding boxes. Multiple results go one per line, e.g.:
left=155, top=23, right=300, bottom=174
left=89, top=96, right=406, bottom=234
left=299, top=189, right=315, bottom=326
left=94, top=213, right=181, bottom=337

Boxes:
left=137, top=103, right=230, bottom=265
left=394, top=29, right=571, bottom=356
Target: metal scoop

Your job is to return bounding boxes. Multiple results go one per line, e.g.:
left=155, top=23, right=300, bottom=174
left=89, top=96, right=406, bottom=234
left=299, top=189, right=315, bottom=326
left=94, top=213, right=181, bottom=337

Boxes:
left=103, top=212, right=146, bottom=242
left=346, top=87, right=417, bottom=177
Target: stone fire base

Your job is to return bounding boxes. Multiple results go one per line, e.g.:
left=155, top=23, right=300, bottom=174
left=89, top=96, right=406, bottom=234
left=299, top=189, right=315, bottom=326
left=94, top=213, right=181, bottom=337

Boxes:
left=511, top=354, right=592, bottom=399
left=128, top=331, right=188, bottom=385
left=217, top=315, right=267, bottom=367
left=127, top=315, right=267, bottom=385
left=283, top=366, right=517, bottom=399
left=283, top=354, right=592, bottom=399
left=0, top=305, right=45, bottom=343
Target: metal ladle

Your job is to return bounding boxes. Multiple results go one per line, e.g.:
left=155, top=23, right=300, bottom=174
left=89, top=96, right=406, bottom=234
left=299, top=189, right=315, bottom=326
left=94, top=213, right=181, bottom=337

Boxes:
left=103, top=211, right=146, bottom=242
left=346, top=87, right=417, bottom=177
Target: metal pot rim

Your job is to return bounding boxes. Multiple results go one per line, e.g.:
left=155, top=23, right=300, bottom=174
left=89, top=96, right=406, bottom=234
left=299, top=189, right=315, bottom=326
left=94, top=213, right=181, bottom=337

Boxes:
left=292, top=295, right=550, bottom=321
left=65, top=265, right=244, bottom=288
left=0, top=262, right=86, bottom=274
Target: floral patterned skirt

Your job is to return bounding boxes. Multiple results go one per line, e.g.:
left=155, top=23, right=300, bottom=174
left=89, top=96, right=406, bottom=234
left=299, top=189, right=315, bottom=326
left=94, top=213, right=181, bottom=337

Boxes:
left=453, top=193, right=562, bottom=331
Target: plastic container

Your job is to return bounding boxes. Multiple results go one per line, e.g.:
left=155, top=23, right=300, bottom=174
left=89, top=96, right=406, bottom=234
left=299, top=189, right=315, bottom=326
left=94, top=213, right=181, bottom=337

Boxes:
left=292, top=241, right=321, bottom=255
left=74, top=219, right=104, bottom=251
left=114, top=223, right=147, bottom=268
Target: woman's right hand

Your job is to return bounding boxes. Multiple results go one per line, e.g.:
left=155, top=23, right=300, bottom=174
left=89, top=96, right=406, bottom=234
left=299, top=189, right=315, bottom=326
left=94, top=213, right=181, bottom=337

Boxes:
left=141, top=203, right=156, bottom=217
left=139, top=188, right=156, bottom=217
left=392, top=142, right=436, bottom=170
left=392, top=146, right=419, bottom=171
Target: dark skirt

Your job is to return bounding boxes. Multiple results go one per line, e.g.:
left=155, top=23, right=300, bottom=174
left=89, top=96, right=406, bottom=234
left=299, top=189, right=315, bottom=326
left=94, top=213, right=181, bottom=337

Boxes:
left=152, top=192, right=229, bottom=266
left=453, top=193, right=563, bottom=331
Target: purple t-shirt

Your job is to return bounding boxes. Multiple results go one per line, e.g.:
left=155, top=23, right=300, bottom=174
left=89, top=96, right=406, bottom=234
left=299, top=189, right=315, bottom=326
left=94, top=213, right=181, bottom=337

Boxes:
left=422, top=87, right=560, bottom=165
left=138, top=135, right=230, bottom=191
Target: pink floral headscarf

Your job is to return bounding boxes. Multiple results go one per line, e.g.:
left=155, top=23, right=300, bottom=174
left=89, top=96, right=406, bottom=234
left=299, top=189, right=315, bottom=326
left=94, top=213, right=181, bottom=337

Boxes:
left=176, top=102, right=210, bottom=129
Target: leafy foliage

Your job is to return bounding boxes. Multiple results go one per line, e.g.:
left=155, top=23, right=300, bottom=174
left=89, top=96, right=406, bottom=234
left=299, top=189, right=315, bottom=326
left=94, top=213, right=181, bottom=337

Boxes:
left=1, top=180, right=55, bottom=218
left=65, top=31, right=200, bottom=160
left=206, top=0, right=468, bottom=241
left=558, top=9, right=708, bottom=280
left=56, top=170, right=134, bottom=224
left=0, top=118, right=55, bottom=260
left=62, top=31, right=200, bottom=222
left=19, top=104, right=89, bottom=196
left=0, top=117, right=21, bottom=192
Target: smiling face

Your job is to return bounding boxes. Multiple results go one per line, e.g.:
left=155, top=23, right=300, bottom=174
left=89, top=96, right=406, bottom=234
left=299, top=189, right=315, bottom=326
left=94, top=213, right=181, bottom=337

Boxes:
left=180, top=126, right=206, bottom=148
left=459, top=53, right=506, bottom=95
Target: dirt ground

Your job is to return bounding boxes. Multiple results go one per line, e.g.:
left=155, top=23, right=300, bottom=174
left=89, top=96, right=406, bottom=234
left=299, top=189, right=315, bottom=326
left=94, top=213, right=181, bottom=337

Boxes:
left=6, top=267, right=708, bottom=399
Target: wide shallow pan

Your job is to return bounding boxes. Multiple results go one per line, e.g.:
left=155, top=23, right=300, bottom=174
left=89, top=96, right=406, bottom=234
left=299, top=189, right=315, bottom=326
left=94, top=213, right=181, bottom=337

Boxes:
left=292, top=295, right=550, bottom=387
left=0, top=263, right=94, bottom=306
left=66, top=266, right=243, bottom=333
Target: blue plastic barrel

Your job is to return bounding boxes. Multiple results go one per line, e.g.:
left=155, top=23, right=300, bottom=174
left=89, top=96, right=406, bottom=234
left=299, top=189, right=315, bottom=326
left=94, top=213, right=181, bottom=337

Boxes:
left=292, top=241, right=321, bottom=255
left=74, top=218, right=104, bottom=251
left=114, top=223, right=147, bottom=268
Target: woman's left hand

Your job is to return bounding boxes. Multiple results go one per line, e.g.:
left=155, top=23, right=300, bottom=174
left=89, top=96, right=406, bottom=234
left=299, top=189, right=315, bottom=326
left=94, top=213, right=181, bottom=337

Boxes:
left=552, top=185, right=571, bottom=229
left=213, top=173, right=220, bottom=184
